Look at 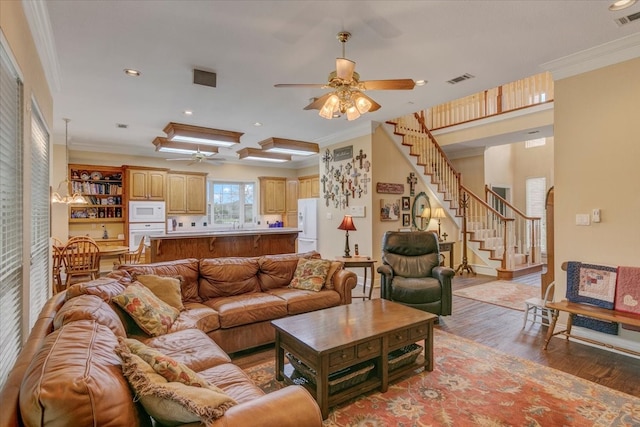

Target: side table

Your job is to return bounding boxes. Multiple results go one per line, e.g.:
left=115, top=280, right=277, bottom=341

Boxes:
left=438, top=241, right=455, bottom=269
left=336, top=256, right=377, bottom=300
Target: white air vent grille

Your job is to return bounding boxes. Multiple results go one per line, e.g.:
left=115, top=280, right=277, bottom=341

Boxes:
left=446, top=73, right=475, bottom=85
left=615, top=10, right=640, bottom=26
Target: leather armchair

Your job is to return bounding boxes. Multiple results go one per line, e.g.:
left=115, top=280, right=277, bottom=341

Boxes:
left=377, top=231, right=455, bottom=316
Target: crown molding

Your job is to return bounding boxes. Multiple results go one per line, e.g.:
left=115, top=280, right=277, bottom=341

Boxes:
left=313, top=121, right=372, bottom=147
left=541, top=32, right=640, bottom=80
left=21, top=0, right=61, bottom=92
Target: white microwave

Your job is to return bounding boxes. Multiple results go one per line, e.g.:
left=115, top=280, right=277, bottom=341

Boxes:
left=129, top=201, right=166, bottom=223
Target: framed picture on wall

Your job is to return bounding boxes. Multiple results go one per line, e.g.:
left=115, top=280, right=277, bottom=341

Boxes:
left=402, top=197, right=410, bottom=211
left=380, top=199, right=400, bottom=221
left=402, top=213, right=411, bottom=227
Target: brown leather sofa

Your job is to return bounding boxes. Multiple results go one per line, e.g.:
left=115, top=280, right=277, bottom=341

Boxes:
left=1, top=252, right=356, bottom=427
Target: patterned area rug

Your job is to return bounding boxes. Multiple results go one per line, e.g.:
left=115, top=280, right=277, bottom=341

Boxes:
left=453, top=280, right=539, bottom=311
left=244, top=330, right=640, bottom=426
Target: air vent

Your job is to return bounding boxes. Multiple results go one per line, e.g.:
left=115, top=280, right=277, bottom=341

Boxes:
left=446, top=73, right=475, bottom=85
left=116, top=123, right=128, bottom=129
left=614, top=10, right=640, bottom=26
left=193, top=69, right=217, bottom=88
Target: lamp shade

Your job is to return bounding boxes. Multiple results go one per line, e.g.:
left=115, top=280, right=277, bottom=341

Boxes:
left=337, top=215, right=356, bottom=231
left=432, top=208, right=446, bottom=219
left=420, top=207, right=431, bottom=218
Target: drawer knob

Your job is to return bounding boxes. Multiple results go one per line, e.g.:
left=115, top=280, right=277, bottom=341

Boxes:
left=341, top=353, right=347, bottom=359
left=396, top=335, right=402, bottom=340
left=367, top=345, right=373, bottom=350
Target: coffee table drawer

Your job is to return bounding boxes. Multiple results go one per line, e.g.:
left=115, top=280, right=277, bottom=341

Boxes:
left=357, top=338, right=381, bottom=358
left=410, top=324, right=429, bottom=340
left=329, top=347, right=355, bottom=366
left=389, top=328, right=413, bottom=348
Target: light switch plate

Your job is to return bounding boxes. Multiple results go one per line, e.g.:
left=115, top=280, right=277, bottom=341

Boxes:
left=349, top=205, right=366, bottom=217
left=576, top=214, right=590, bottom=226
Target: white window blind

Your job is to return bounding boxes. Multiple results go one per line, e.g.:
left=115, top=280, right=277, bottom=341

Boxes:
left=29, top=102, right=50, bottom=328
left=526, top=177, right=547, bottom=253
left=0, top=43, right=24, bottom=388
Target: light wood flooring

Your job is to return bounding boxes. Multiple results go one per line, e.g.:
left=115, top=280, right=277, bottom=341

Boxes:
left=231, top=272, right=640, bottom=397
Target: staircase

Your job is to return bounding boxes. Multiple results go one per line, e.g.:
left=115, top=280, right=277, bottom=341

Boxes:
left=387, top=111, right=543, bottom=279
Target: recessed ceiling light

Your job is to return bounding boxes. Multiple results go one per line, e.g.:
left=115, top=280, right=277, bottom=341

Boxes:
left=123, top=68, right=141, bottom=77
left=609, top=0, right=636, bottom=10
left=253, top=122, right=263, bottom=127
left=183, top=110, right=193, bottom=116
left=415, top=80, right=427, bottom=86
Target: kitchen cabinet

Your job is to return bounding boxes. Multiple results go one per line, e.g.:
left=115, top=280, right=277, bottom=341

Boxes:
left=167, top=172, right=207, bottom=215
left=285, top=179, right=298, bottom=227
left=126, top=167, right=167, bottom=201
left=298, top=175, right=319, bottom=199
left=259, top=177, right=286, bottom=214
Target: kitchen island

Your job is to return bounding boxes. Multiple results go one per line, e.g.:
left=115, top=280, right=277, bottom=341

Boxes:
left=149, top=228, right=301, bottom=262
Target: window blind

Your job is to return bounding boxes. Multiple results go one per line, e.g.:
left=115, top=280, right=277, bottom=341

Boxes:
left=0, top=43, right=24, bottom=388
left=29, top=102, right=50, bottom=328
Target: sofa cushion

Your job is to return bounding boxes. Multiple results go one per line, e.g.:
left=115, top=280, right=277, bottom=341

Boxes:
left=125, top=338, right=211, bottom=387
left=383, top=252, right=440, bottom=278
left=54, top=294, right=126, bottom=337
left=112, top=282, right=180, bottom=336
left=119, top=352, right=236, bottom=426
left=206, top=293, right=288, bottom=328
left=257, top=252, right=320, bottom=291
left=266, top=288, right=342, bottom=315
left=142, top=328, right=231, bottom=372
left=65, top=277, right=127, bottom=302
left=290, top=258, right=332, bottom=292
left=198, top=363, right=265, bottom=404
left=19, top=320, right=148, bottom=427
left=199, top=257, right=261, bottom=298
left=118, top=259, right=201, bottom=303
left=170, top=302, right=220, bottom=334
left=134, top=274, right=185, bottom=311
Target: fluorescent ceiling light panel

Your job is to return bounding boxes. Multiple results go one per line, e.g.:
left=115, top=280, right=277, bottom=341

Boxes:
left=153, top=137, right=218, bottom=155
left=237, top=147, right=291, bottom=163
left=258, top=137, right=319, bottom=156
left=163, top=122, right=243, bottom=147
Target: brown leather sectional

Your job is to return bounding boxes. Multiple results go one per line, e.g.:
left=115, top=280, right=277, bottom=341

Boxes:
left=0, top=252, right=357, bottom=427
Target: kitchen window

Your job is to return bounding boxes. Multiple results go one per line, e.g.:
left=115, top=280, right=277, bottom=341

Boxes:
left=207, top=181, right=255, bottom=227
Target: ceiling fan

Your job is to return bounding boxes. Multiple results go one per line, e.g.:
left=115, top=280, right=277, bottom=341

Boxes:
left=165, top=148, right=225, bottom=166
left=275, top=31, right=417, bottom=120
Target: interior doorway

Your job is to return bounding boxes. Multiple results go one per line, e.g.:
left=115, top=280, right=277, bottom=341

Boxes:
left=490, top=185, right=511, bottom=216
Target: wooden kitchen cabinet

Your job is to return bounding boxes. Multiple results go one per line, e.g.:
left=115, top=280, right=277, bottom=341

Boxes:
left=126, top=167, right=167, bottom=201
left=259, top=177, right=286, bottom=214
left=298, top=174, right=319, bottom=199
left=167, top=172, right=207, bottom=215
left=285, top=179, right=298, bottom=227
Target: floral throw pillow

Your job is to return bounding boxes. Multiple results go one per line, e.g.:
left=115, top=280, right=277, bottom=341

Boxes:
left=112, top=282, right=179, bottom=336
left=290, top=258, right=332, bottom=292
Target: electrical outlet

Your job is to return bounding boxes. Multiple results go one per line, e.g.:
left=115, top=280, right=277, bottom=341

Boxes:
left=191, top=222, right=196, bottom=227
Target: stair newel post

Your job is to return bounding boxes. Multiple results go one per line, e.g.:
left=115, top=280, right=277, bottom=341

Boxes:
left=454, top=190, right=475, bottom=276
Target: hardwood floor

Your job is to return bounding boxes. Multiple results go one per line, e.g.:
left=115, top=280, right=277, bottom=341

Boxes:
left=231, top=272, right=640, bottom=397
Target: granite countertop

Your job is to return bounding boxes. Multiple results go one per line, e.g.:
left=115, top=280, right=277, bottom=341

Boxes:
left=151, top=228, right=301, bottom=239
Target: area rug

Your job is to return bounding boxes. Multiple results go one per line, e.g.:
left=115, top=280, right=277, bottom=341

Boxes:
left=452, top=280, right=539, bottom=311
left=244, top=330, right=640, bottom=426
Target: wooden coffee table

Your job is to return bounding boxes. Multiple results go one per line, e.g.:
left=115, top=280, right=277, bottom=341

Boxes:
left=272, top=299, right=437, bottom=419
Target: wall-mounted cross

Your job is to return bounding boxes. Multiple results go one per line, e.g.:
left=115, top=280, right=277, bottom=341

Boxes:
left=324, top=192, right=332, bottom=207
left=407, top=172, right=418, bottom=196
left=356, top=186, right=363, bottom=198
left=347, top=178, right=353, bottom=190
left=362, top=159, right=371, bottom=172
left=343, top=189, right=350, bottom=207
left=356, top=149, right=367, bottom=169
left=321, top=149, right=332, bottom=172
left=344, top=162, right=352, bottom=176
left=350, top=186, right=356, bottom=198
left=320, top=175, right=328, bottom=193
left=350, top=169, right=361, bottom=186
left=361, top=173, right=371, bottom=194
left=339, top=175, right=347, bottom=191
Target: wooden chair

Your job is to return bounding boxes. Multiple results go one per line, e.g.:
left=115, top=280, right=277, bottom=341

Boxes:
left=52, top=241, right=65, bottom=294
left=522, top=282, right=556, bottom=329
left=61, top=237, right=101, bottom=288
left=117, top=236, right=145, bottom=266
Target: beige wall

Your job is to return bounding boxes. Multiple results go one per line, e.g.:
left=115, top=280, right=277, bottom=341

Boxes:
left=484, top=144, right=514, bottom=193
left=452, top=154, right=485, bottom=196
left=511, top=138, right=554, bottom=212
left=555, top=57, right=640, bottom=347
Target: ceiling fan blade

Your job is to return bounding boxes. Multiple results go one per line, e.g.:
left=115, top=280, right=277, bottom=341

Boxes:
left=358, top=92, right=382, bottom=112
left=274, top=83, right=326, bottom=88
left=303, top=93, right=333, bottom=110
left=336, top=58, right=355, bottom=81
left=360, top=79, right=416, bottom=90
left=166, top=158, right=191, bottom=161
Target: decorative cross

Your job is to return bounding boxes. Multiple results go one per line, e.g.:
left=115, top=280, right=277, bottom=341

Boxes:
left=350, top=186, right=356, bottom=198
left=321, top=149, right=332, bottom=172
left=344, top=162, right=352, bottom=176
left=334, top=184, right=340, bottom=197
left=321, top=175, right=328, bottom=193
left=339, top=175, right=347, bottom=191
left=363, top=159, right=371, bottom=172
left=350, top=169, right=361, bottom=186
left=356, top=186, right=363, bottom=198
left=351, top=157, right=357, bottom=172
left=343, top=190, right=350, bottom=207
left=347, top=179, right=353, bottom=190
left=324, top=192, right=332, bottom=207
left=333, top=168, right=341, bottom=181
left=361, top=173, right=371, bottom=194
left=407, top=172, right=418, bottom=196
left=356, top=149, right=367, bottom=169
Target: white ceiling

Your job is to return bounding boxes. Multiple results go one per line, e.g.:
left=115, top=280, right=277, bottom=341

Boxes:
left=36, top=0, right=640, bottom=167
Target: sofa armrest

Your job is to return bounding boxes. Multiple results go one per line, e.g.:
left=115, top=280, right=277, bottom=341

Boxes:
left=332, top=268, right=358, bottom=305
left=432, top=266, right=455, bottom=316
left=377, top=265, right=394, bottom=300
left=210, top=385, right=322, bottom=427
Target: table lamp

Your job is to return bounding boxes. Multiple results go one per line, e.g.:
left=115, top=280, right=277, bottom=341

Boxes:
left=337, top=215, right=357, bottom=258
left=432, top=207, right=446, bottom=241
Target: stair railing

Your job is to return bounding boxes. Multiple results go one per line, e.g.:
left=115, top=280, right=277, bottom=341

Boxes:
left=485, top=185, right=541, bottom=265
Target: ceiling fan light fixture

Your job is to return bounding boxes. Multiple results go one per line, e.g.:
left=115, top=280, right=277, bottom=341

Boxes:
left=258, top=137, right=319, bottom=156
left=346, top=105, right=361, bottom=121
left=153, top=137, right=218, bottom=156
left=319, top=94, right=340, bottom=119
left=163, top=122, right=243, bottom=147
left=354, top=93, right=372, bottom=114
left=237, top=147, right=291, bottom=163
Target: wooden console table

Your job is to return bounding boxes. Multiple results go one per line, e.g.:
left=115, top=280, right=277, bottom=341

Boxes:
left=438, top=241, right=455, bottom=268
left=543, top=299, right=640, bottom=357
left=336, top=256, right=377, bottom=300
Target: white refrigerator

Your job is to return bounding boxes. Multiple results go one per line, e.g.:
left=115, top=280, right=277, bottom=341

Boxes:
left=297, top=198, right=319, bottom=252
